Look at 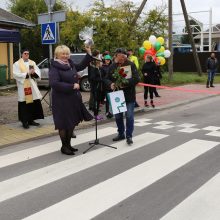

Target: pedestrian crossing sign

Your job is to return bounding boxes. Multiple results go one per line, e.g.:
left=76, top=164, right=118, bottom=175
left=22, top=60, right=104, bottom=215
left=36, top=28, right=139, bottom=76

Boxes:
left=41, top=22, right=56, bottom=44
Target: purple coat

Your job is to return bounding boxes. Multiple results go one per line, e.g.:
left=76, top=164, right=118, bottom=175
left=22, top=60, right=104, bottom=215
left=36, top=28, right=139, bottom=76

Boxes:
left=49, top=54, right=93, bottom=130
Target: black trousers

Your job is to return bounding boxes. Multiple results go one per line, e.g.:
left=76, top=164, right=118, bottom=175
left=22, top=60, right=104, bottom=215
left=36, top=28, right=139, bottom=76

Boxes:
left=91, top=89, right=102, bottom=116
left=18, top=100, right=44, bottom=123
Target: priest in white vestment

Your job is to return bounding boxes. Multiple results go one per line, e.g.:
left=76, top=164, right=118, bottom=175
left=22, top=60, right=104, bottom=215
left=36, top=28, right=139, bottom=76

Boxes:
left=13, top=49, right=44, bottom=129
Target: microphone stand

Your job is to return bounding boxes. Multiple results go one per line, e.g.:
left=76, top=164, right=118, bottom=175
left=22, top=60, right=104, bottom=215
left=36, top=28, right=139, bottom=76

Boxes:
left=83, top=80, right=117, bottom=154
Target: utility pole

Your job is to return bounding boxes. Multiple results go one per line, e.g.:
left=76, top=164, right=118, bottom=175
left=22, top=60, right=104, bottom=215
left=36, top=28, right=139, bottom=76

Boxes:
left=180, top=0, right=202, bottom=76
left=131, top=0, right=148, bottom=27
left=168, top=0, right=173, bottom=80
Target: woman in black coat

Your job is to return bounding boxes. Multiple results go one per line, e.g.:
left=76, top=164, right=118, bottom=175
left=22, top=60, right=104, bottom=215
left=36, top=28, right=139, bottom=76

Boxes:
left=49, top=45, right=93, bottom=155
left=142, top=55, right=157, bottom=108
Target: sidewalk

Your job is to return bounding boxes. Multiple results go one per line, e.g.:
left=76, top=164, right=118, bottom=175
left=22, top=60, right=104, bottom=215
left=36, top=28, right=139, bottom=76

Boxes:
left=0, top=84, right=219, bottom=148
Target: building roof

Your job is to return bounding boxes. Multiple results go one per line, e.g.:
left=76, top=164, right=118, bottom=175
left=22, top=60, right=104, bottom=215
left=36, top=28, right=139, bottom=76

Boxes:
left=0, top=8, right=35, bottom=29
left=194, top=24, right=220, bottom=39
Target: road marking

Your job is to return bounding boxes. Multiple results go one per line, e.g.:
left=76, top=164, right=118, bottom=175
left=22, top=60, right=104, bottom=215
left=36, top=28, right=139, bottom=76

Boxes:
left=0, top=127, right=117, bottom=169
left=202, top=126, right=220, bottom=131
left=161, top=172, right=220, bottom=220
left=178, top=128, right=200, bottom=133
left=0, top=132, right=167, bottom=203
left=154, top=125, right=174, bottom=130
left=206, top=131, right=220, bottom=137
left=177, top=123, right=197, bottom=128
left=23, top=139, right=219, bottom=220
left=134, top=118, right=153, bottom=127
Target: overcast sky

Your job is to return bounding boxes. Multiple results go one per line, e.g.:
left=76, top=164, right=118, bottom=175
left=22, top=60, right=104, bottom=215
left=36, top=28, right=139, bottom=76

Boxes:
left=1, top=0, right=220, bottom=30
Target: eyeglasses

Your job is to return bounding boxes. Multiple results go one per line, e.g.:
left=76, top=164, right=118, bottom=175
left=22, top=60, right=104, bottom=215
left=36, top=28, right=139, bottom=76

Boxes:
left=23, top=52, right=29, bottom=55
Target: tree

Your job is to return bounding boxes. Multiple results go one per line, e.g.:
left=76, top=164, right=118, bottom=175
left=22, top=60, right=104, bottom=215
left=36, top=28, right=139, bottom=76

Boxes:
left=60, top=10, right=92, bottom=52
left=9, top=0, right=168, bottom=61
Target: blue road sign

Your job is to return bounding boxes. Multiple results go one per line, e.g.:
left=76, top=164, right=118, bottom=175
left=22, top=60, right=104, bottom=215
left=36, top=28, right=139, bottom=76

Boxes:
left=41, top=22, right=56, bottom=44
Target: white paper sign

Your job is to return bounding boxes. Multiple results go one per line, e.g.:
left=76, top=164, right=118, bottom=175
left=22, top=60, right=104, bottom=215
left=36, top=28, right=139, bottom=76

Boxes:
left=120, top=65, right=132, bottom=79
left=107, top=90, right=127, bottom=115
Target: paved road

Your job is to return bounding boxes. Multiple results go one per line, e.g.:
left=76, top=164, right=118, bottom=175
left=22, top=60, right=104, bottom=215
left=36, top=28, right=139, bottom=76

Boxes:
left=0, top=96, right=220, bottom=220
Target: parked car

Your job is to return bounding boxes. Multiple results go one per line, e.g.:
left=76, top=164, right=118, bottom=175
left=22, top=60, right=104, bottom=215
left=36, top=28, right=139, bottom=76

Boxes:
left=37, top=53, right=91, bottom=92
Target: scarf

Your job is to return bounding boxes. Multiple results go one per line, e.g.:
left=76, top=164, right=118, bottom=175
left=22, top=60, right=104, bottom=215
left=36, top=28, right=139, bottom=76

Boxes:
left=18, top=58, right=35, bottom=104
left=54, top=58, right=70, bottom=66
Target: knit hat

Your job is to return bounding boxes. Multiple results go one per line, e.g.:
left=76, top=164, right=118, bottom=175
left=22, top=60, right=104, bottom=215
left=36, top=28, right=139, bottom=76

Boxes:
left=104, top=54, right=112, bottom=60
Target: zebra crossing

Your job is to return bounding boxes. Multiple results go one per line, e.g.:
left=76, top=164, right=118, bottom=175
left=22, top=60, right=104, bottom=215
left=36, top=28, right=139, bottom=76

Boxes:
left=0, top=118, right=220, bottom=220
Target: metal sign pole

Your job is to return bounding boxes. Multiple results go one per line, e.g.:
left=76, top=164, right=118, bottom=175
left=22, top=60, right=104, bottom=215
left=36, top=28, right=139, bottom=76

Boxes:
left=48, top=1, right=53, bottom=61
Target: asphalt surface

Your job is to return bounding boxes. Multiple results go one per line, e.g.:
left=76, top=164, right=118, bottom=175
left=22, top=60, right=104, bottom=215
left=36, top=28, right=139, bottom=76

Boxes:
left=0, top=95, right=220, bottom=220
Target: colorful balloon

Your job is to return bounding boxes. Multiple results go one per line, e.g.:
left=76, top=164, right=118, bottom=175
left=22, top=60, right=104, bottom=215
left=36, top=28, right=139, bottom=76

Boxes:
left=164, top=49, right=171, bottom=58
left=149, top=35, right=157, bottom=44
left=158, top=56, right=166, bottom=65
left=139, top=47, right=146, bottom=55
left=144, top=48, right=156, bottom=61
left=157, top=46, right=165, bottom=53
left=143, top=40, right=152, bottom=50
left=154, top=41, right=161, bottom=51
left=156, top=52, right=164, bottom=57
left=154, top=57, right=159, bottom=64
left=157, top=37, right=165, bottom=45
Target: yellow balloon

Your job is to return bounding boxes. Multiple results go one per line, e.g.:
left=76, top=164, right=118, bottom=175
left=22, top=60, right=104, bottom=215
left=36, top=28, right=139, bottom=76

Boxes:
left=158, top=56, right=166, bottom=65
left=143, top=40, right=152, bottom=50
left=157, top=46, right=165, bottom=53
left=157, top=37, right=165, bottom=45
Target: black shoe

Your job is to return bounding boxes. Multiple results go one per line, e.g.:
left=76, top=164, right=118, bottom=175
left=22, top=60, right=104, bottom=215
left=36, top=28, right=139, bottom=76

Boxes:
left=68, top=146, right=78, bottom=152
left=144, top=101, right=149, bottom=107
left=113, top=135, right=125, bottom=141
left=150, top=100, right=155, bottom=108
left=135, top=102, right=140, bottom=108
left=61, top=146, right=75, bottom=155
left=29, top=121, right=40, bottom=126
left=71, top=131, right=76, bottom=138
left=126, top=137, right=133, bottom=145
left=155, top=94, right=161, bottom=97
left=106, top=112, right=113, bottom=119
left=206, top=80, right=209, bottom=88
left=210, top=85, right=215, bottom=87
left=22, top=122, right=29, bottom=129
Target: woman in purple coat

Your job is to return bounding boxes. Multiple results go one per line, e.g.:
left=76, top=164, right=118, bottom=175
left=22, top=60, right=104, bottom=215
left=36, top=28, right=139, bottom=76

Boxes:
left=49, top=45, right=93, bottom=155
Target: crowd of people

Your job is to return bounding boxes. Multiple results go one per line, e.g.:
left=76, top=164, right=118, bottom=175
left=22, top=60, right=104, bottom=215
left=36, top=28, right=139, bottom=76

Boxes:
left=12, top=45, right=164, bottom=155
left=13, top=45, right=220, bottom=155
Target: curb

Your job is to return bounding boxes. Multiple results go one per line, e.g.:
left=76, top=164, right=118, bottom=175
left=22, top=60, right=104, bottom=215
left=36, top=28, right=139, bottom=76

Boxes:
left=0, top=94, right=218, bottom=148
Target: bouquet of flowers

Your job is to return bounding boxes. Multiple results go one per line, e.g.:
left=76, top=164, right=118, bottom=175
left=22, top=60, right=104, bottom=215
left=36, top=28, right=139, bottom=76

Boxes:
left=112, top=67, right=129, bottom=89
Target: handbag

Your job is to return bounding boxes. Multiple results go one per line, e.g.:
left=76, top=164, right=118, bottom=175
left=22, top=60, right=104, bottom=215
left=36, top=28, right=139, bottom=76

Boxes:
left=107, top=90, right=127, bottom=115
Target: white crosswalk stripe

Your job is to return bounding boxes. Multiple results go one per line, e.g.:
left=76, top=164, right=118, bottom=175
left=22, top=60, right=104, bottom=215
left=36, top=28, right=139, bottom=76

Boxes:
left=0, top=127, right=117, bottom=169
left=161, top=172, right=220, bottom=220
left=0, top=132, right=167, bottom=202
left=23, top=139, right=219, bottom=220
left=0, top=125, right=219, bottom=220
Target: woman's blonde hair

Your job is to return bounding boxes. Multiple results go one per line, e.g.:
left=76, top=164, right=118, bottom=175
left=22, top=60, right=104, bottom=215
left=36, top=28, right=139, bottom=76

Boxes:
left=54, top=45, right=70, bottom=59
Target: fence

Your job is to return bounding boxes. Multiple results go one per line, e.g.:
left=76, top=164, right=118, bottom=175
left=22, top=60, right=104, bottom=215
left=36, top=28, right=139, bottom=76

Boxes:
left=173, top=52, right=220, bottom=73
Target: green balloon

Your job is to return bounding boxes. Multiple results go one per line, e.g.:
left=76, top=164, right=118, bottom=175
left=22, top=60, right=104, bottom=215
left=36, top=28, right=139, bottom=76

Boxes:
left=154, top=41, right=161, bottom=51
left=156, top=52, right=164, bottom=57
left=139, top=47, right=146, bottom=55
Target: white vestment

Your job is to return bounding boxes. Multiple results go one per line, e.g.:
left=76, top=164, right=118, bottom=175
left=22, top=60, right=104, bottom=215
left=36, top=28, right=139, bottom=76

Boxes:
left=13, top=59, right=42, bottom=102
